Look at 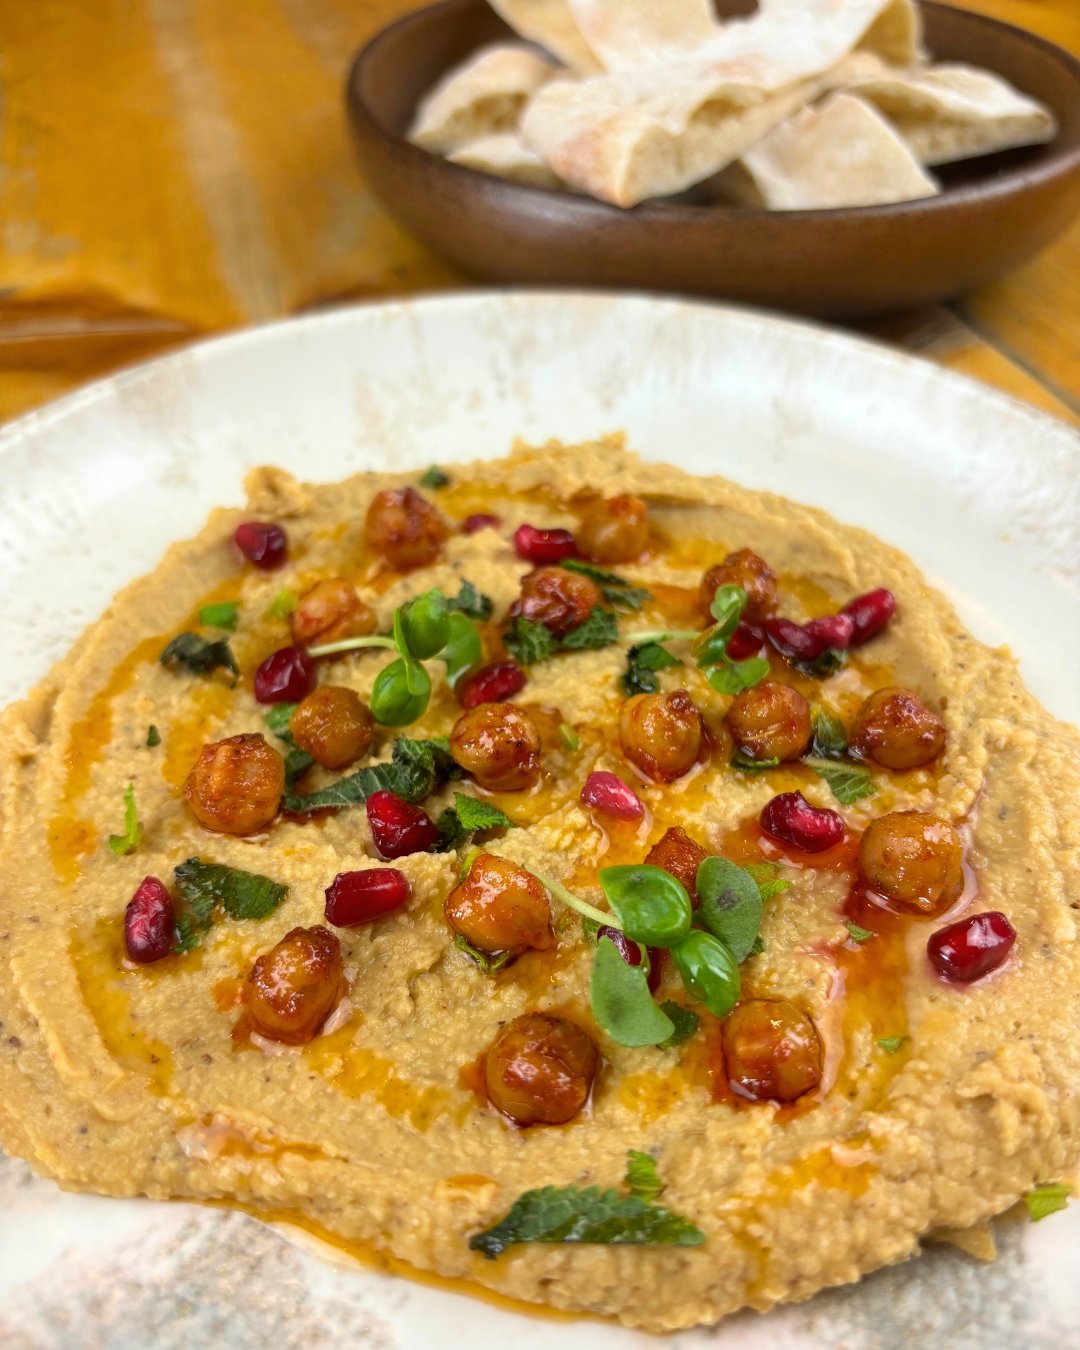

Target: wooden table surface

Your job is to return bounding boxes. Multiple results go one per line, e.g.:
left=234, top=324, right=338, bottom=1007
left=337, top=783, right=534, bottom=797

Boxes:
left=0, top=0, right=1076, bottom=427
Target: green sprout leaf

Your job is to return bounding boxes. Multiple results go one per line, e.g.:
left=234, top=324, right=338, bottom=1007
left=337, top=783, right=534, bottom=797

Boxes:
left=670, top=930, right=740, bottom=1019
left=146, top=725, right=161, bottom=748
left=804, top=757, right=876, bottom=806
left=707, top=583, right=747, bottom=635
left=591, top=937, right=675, bottom=1048
left=160, top=632, right=238, bottom=682
left=453, top=934, right=514, bottom=974
left=845, top=919, right=874, bottom=943
left=198, top=600, right=239, bottom=631
left=1024, top=1183, right=1071, bottom=1221
left=706, top=655, right=770, bottom=696
left=624, top=1151, right=663, bottom=1201
left=419, top=465, right=450, bottom=489
left=106, top=783, right=141, bottom=856
left=877, top=1035, right=909, bottom=1054
left=440, top=611, right=482, bottom=690
left=174, top=858, right=287, bottom=922
left=659, top=1002, right=699, bottom=1048
left=598, top=865, right=693, bottom=948
left=695, top=857, right=763, bottom=964
left=398, top=590, right=450, bottom=661
left=370, top=657, right=431, bottom=726
left=622, top=642, right=680, bottom=697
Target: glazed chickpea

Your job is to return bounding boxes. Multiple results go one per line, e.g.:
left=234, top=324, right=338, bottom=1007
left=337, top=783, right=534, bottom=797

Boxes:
left=726, top=680, right=811, bottom=763
left=858, top=810, right=964, bottom=914
left=484, top=1013, right=599, bottom=1126
left=699, top=548, right=777, bottom=621
left=450, top=704, right=543, bottom=792
left=248, top=925, right=345, bottom=1045
left=364, top=487, right=448, bottom=570
left=850, top=687, right=946, bottom=771
left=517, top=566, right=603, bottom=637
left=722, top=999, right=823, bottom=1103
left=576, top=494, right=649, bottom=564
left=620, top=689, right=704, bottom=783
left=445, top=853, right=553, bottom=956
left=184, top=733, right=285, bottom=836
left=289, top=686, right=374, bottom=770
left=289, top=578, right=376, bottom=646
left=644, top=826, right=708, bottom=904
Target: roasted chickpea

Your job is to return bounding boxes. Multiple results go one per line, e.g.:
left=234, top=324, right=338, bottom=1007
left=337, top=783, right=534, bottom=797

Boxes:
left=726, top=680, right=811, bottom=763
left=644, top=826, right=708, bottom=904
left=484, top=1013, right=599, bottom=1125
left=576, top=494, right=649, bottom=564
left=445, top=853, right=553, bottom=956
left=289, top=686, right=374, bottom=770
left=364, top=487, right=448, bottom=570
left=184, top=733, right=285, bottom=835
left=518, top=566, right=603, bottom=637
left=858, top=810, right=963, bottom=914
left=620, top=690, right=704, bottom=783
left=699, top=548, right=777, bottom=621
left=450, top=704, right=543, bottom=792
left=289, top=578, right=376, bottom=646
left=722, top=999, right=823, bottom=1103
left=248, top=925, right=345, bottom=1045
left=850, top=687, right=946, bottom=770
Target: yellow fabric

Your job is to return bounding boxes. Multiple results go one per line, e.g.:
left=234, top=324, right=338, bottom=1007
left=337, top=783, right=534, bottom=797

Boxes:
left=0, top=0, right=1074, bottom=424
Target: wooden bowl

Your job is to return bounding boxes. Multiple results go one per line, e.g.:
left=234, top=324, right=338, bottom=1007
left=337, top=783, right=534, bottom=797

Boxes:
left=345, top=0, right=1080, bottom=318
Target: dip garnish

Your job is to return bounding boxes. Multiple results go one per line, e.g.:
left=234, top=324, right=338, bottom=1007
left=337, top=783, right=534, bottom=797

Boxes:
left=106, top=783, right=141, bottom=856
left=281, top=736, right=459, bottom=815
left=160, top=631, right=239, bottom=682
left=197, top=600, right=239, bottom=631
left=1024, top=1184, right=1071, bottom=1221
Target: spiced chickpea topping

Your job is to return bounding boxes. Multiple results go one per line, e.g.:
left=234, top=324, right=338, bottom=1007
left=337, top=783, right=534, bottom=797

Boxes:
left=289, top=578, right=375, bottom=646
left=290, top=686, right=374, bottom=770
left=722, top=999, right=823, bottom=1103
left=184, top=733, right=285, bottom=836
left=517, top=566, right=602, bottom=637
left=645, top=826, right=708, bottom=904
left=726, top=680, right=811, bottom=762
left=620, top=689, right=704, bottom=783
left=576, top=494, right=649, bottom=564
left=248, top=925, right=345, bottom=1045
left=450, top=704, right=543, bottom=791
left=484, top=1013, right=599, bottom=1126
left=858, top=810, right=964, bottom=914
left=850, top=687, right=946, bottom=770
left=445, top=853, right=553, bottom=956
left=700, top=549, right=777, bottom=621
left=364, top=487, right=447, bottom=570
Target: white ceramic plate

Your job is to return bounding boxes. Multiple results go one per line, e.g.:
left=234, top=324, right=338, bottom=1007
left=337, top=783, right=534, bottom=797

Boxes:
left=1, top=292, right=1077, bottom=1348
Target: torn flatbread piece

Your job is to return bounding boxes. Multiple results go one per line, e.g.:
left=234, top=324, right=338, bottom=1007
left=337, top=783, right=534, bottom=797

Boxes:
left=716, top=92, right=939, bottom=209
left=844, top=63, right=1056, bottom=165
left=567, top=0, right=720, bottom=70
left=487, top=0, right=601, bottom=73
left=447, top=132, right=563, bottom=188
left=409, top=43, right=561, bottom=154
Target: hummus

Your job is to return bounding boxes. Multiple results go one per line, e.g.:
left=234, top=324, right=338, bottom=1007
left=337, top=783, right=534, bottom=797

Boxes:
left=1, top=438, right=1077, bottom=1330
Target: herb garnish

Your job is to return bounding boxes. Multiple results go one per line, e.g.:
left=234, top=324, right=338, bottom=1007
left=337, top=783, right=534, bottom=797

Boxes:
left=146, top=725, right=161, bottom=748
left=877, top=1035, right=909, bottom=1054
left=622, top=642, right=681, bottom=696
left=160, top=632, right=238, bottom=682
left=446, top=580, right=494, bottom=622
left=266, top=588, right=298, bottom=620
left=625, top=1151, right=664, bottom=1201
left=282, top=736, right=460, bottom=815
left=172, top=857, right=288, bottom=951
left=793, top=647, right=848, bottom=679
left=1024, top=1183, right=1071, bottom=1221
left=730, top=752, right=780, bottom=773
left=470, top=1151, right=703, bottom=1259
left=558, top=722, right=580, bottom=751
left=453, top=934, right=514, bottom=974
left=809, top=706, right=847, bottom=758
left=559, top=607, right=620, bottom=650
left=803, top=757, right=876, bottom=806
left=106, top=784, right=141, bottom=856
left=560, top=560, right=651, bottom=612
left=198, top=600, right=239, bottom=631
left=263, top=703, right=315, bottom=786
left=625, top=585, right=766, bottom=696
left=435, top=794, right=515, bottom=852
left=696, top=857, right=762, bottom=963
left=419, top=465, right=450, bottom=489
left=659, top=1002, right=699, bottom=1047
left=504, top=606, right=618, bottom=664
left=845, top=920, right=874, bottom=943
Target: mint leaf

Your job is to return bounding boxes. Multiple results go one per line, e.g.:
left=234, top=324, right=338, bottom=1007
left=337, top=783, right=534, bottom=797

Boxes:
left=174, top=858, right=287, bottom=921
left=419, top=465, right=450, bottom=489
left=810, top=706, right=847, bottom=758
left=447, top=581, right=493, bottom=623
left=591, top=937, right=675, bottom=1048
left=706, top=656, right=770, bottom=695
left=560, top=560, right=650, bottom=612
left=503, top=616, right=557, bottom=666
left=146, top=725, right=161, bottom=748
left=804, top=757, right=876, bottom=806
left=264, top=703, right=297, bottom=739
left=845, top=920, right=874, bottom=943
left=470, top=1184, right=704, bottom=1258
left=559, top=606, right=618, bottom=651
left=282, top=737, right=459, bottom=814
left=106, top=783, right=141, bottom=856
left=622, top=642, right=680, bottom=696
left=792, top=647, right=847, bottom=679
left=198, top=600, right=239, bottom=631
left=877, top=1035, right=908, bottom=1054
left=172, top=913, right=208, bottom=954
left=160, top=632, right=238, bottom=682
left=659, top=1002, right=699, bottom=1047
left=730, top=752, right=779, bottom=773
left=744, top=861, right=791, bottom=904
left=453, top=794, right=514, bottom=833
left=453, top=934, right=513, bottom=974
left=695, top=857, right=762, bottom=964
left=263, top=703, right=314, bottom=786
left=435, top=809, right=469, bottom=853
left=1024, top=1183, right=1071, bottom=1221
left=625, top=1151, right=663, bottom=1201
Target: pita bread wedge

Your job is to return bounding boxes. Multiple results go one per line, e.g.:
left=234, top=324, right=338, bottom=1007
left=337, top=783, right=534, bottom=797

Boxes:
left=844, top=63, right=1056, bottom=165
left=487, top=1, right=601, bottom=73
left=447, top=132, right=563, bottom=187
left=567, top=0, right=720, bottom=70
left=715, top=92, right=939, bottom=209
left=409, top=43, right=561, bottom=154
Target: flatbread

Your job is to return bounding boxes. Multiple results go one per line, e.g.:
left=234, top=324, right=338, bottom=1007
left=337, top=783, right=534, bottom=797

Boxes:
left=487, top=1, right=601, bottom=73
left=715, top=92, right=939, bottom=209
left=567, top=0, right=720, bottom=70
left=408, top=43, right=560, bottom=155
left=844, top=63, right=1057, bottom=165
left=447, top=132, right=563, bottom=188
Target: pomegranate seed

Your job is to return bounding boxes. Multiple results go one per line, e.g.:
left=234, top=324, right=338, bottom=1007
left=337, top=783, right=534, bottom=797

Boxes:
left=513, top=523, right=577, bottom=564
left=928, top=911, right=1016, bottom=984
left=462, top=512, right=501, bottom=534
left=254, top=645, right=316, bottom=703
left=766, top=614, right=853, bottom=664
left=760, top=791, right=845, bottom=853
left=726, top=621, right=765, bottom=660
left=457, top=660, right=527, bottom=709
left=597, top=924, right=663, bottom=993
left=366, top=790, right=438, bottom=859
left=234, top=521, right=287, bottom=569
left=803, top=613, right=854, bottom=651
left=843, top=588, right=897, bottom=646
left=580, top=771, right=645, bottom=822
left=124, top=876, right=175, bottom=964
left=325, top=868, right=410, bottom=926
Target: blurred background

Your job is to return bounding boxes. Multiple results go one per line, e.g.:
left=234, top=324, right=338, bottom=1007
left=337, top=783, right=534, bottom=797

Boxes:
left=0, top=0, right=1074, bottom=426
